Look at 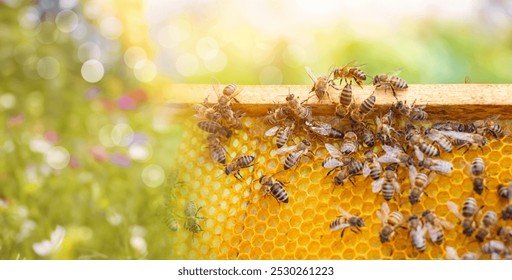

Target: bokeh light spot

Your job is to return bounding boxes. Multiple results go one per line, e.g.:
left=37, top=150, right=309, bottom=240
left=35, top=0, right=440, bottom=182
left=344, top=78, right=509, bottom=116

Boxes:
left=157, top=25, right=188, bottom=49
left=100, top=16, right=123, bottom=40
left=18, top=6, right=40, bottom=29
left=46, top=146, right=70, bottom=170
left=204, top=50, right=227, bottom=73
left=111, top=123, right=134, bottom=147
left=129, top=144, right=152, bottom=161
left=0, top=94, right=17, bottom=110
left=77, top=42, right=101, bottom=62
left=124, top=46, right=147, bottom=69
left=81, top=59, right=104, bottom=83
left=134, top=59, right=157, bottom=82
left=175, top=53, right=199, bottom=77
left=36, top=22, right=59, bottom=44
left=37, top=56, right=60, bottom=80
left=55, top=10, right=78, bottom=33
left=142, top=164, right=165, bottom=188
left=196, top=37, right=219, bottom=60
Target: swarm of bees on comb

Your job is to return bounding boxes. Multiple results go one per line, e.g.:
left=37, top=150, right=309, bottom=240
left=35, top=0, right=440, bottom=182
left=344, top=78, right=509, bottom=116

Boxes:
left=183, top=62, right=512, bottom=260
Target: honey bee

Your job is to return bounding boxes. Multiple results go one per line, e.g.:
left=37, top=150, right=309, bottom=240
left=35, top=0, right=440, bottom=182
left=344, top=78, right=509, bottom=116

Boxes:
left=407, top=165, right=436, bottom=205
left=497, top=226, right=512, bottom=247
left=328, top=166, right=354, bottom=187
left=437, top=130, right=487, bottom=152
left=330, top=206, right=364, bottom=238
left=194, top=97, right=221, bottom=122
left=222, top=83, right=241, bottom=101
left=470, top=157, right=487, bottom=195
left=407, top=214, right=427, bottom=253
left=378, top=144, right=414, bottom=167
left=304, top=66, right=335, bottom=103
left=475, top=211, right=497, bottom=242
left=259, top=175, right=289, bottom=203
left=340, top=131, right=358, bottom=155
left=468, top=115, right=504, bottom=139
left=339, top=83, right=354, bottom=107
left=265, top=122, right=295, bottom=148
left=277, top=139, right=314, bottom=170
left=482, top=240, right=509, bottom=260
left=422, top=209, right=454, bottom=245
left=424, top=128, right=453, bottom=153
left=372, top=165, right=400, bottom=201
left=502, top=206, right=512, bottom=221
left=431, top=121, right=467, bottom=132
left=362, top=149, right=382, bottom=181
left=409, top=134, right=440, bottom=158
left=224, top=155, right=256, bottom=181
left=359, top=125, right=375, bottom=147
left=358, top=94, right=376, bottom=116
left=197, top=120, right=232, bottom=139
left=448, top=197, right=481, bottom=237
left=347, top=158, right=364, bottom=177
left=322, top=143, right=351, bottom=169
left=394, top=100, right=428, bottom=121
left=333, top=61, right=367, bottom=88
left=375, top=112, right=399, bottom=145
left=184, top=201, right=204, bottom=234
left=219, top=109, right=245, bottom=130
left=445, top=246, right=479, bottom=260
left=286, top=93, right=312, bottom=122
left=498, top=182, right=512, bottom=201
left=414, top=146, right=453, bottom=175
left=305, top=120, right=344, bottom=139
left=264, top=105, right=292, bottom=125
left=206, top=133, right=227, bottom=164
left=372, top=70, right=408, bottom=97
left=377, top=202, right=404, bottom=243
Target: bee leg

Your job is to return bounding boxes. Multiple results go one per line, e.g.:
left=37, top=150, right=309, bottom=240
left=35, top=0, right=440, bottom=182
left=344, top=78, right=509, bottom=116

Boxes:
left=340, top=228, right=346, bottom=238
left=355, top=80, right=364, bottom=89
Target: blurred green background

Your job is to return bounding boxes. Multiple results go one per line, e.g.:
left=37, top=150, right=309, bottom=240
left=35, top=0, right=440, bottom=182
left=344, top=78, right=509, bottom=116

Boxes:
left=0, top=0, right=511, bottom=260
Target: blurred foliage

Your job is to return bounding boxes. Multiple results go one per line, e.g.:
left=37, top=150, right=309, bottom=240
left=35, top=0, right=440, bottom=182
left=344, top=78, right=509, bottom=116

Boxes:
left=0, top=1, right=182, bottom=259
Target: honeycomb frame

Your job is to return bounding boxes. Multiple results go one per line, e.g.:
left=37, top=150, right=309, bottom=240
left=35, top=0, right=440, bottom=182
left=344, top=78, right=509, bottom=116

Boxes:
left=166, top=112, right=512, bottom=260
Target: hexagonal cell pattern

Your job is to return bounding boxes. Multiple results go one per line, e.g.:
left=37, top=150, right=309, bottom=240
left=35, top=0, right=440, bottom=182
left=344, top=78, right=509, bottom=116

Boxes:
left=167, top=115, right=512, bottom=260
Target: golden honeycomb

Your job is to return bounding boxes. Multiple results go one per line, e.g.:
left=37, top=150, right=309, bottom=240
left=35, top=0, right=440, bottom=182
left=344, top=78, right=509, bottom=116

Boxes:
left=166, top=113, right=512, bottom=260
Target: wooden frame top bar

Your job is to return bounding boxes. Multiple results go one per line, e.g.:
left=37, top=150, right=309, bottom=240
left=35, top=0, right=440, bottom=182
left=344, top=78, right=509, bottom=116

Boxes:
left=166, top=84, right=512, bottom=120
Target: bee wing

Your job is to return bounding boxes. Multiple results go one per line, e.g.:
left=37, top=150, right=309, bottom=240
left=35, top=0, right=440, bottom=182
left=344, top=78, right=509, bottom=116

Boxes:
left=362, top=162, right=371, bottom=177
left=381, top=202, right=390, bottom=216
left=438, top=130, right=474, bottom=142
left=322, top=157, right=344, bottom=169
left=376, top=210, right=386, bottom=224
left=325, top=143, right=343, bottom=158
left=388, top=67, right=403, bottom=76
left=382, top=145, right=403, bottom=155
left=331, top=223, right=350, bottom=232
left=445, top=246, right=460, bottom=260
left=372, top=178, right=384, bottom=193
left=439, top=219, right=455, bottom=230
left=413, top=145, right=424, bottom=161
left=265, top=125, right=281, bottom=137
left=447, top=201, right=464, bottom=220
left=408, top=164, right=417, bottom=186
left=425, top=223, right=441, bottom=243
left=310, top=126, right=328, bottom=137
left=425, top=130, right=442, bottom=142
left=276, top=145, right=297, bottom=155
left=305, top=66, right=317, bottom=82
left=337, top=206, right=350, bottom=217
left=431, top=159, right=453, bottom=174
left=378, top=154, right=401, bottom=164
